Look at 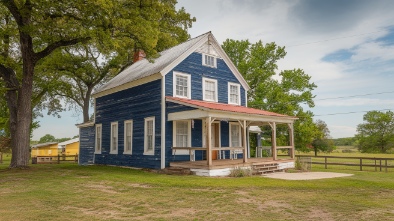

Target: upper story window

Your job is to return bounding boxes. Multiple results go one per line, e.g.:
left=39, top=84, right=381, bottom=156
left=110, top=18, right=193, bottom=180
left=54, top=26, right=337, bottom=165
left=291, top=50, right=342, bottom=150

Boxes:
left=203, top=77, right=218, bottom=102
left=202, top=54, right=217, bottom=68
left=173, top=72, right=191, bottom=99
left=144, top=117, right=155, bottom=155
left=110, top=122, right=118, bottom=154
left=228, top=83, right=241, bottom=105
left=95, top=124, right=102, bottom=154
left=124, top=120, right=133, bottom=155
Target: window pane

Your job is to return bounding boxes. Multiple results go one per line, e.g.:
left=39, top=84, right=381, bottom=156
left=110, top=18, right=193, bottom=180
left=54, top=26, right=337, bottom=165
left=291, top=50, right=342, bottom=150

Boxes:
left=204, top=80, right=216, bottom=101
left=176, top=121, right=188, bottom=147
left=176, top=75, right=188, bottom=97
left=146, top=120, right=154, bottom=151
left=125, top=122, right=132, bottom=151
left=230, top=85, right=239, bottom=104
left=231, top=124, right=240, bottom=147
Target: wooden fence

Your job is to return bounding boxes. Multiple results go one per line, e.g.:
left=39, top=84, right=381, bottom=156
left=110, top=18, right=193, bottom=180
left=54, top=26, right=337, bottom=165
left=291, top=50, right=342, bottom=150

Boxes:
left=32, top=154, right=78, bottom=164
left=296, top=155, right=394, bottom=172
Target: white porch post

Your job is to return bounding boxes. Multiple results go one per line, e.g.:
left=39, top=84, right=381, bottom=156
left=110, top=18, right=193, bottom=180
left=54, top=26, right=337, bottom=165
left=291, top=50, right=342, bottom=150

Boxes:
left=272, top=122, right=277, bottom=161
left=289, top=123, right=295, bottom=159
left=206, top=116, right=212, bottom=166
left=242, top=120, right=247, bottom=163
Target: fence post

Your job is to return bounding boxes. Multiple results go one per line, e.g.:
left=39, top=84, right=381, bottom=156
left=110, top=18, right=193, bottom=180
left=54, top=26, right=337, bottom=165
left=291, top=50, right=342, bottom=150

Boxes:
left=360, top=159, right=362, bottom=171
left=57, top=154, right=60, bottom=164
left=325, top=157, right=327, bottom=169
left=385, top=160, right=388, bottom=173
left=380, top=160, right=382, bottom=172
left=0, top=152, right=2, bottom=164
left=374, top=159, right=377, bottom=172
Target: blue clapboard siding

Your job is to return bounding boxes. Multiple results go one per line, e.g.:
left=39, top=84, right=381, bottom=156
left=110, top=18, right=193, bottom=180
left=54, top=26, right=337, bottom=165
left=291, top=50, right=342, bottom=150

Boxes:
left=79, top=126, right=95, bottom=165
left=165, top=52, right=246, bottom=106
left=94, top=79, right=162, bottom=169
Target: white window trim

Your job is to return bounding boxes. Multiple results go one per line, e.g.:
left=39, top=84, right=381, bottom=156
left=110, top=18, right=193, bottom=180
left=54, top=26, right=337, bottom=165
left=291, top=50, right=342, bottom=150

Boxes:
left=173, top=71, right=191, bottom=99
left=123, top=120, right=133, bottom=155
left=95, top=124, right=102, bottom=154
left=202, top=53, right=217, bottom=68
left=229, top=122, right=242, bottom=148
left=173, top=120, right=191, bottom=155
left=228, top=82, right=241, bottom=105
left=202, top=77, right=218, bottom=102
left=144, top=117, right=155, bottom=155
left=110, top=122, right=118, bottom=154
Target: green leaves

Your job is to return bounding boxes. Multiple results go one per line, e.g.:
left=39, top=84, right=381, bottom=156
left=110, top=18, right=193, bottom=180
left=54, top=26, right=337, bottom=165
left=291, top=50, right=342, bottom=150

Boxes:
left=356, top=111, right=394, bottom=153
left=222, top=39, right=318, bottom=150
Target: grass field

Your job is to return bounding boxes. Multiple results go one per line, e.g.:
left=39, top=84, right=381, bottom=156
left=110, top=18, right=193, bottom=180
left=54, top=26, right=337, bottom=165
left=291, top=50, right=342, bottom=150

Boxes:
left=1, top=154, right=394, bottom=221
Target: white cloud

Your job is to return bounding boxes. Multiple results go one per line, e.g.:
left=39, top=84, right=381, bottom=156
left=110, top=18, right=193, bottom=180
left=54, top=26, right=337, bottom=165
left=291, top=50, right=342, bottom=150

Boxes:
left=329, top=125, right=357, bottom=138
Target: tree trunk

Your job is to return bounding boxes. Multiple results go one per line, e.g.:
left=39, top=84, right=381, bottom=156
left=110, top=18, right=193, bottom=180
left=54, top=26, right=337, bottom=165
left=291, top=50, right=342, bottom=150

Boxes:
left=314, top=147, right=318, bottom=156
left=9, top=33, right=35, bottom=168
left=82, top=86, right=93, bottom=123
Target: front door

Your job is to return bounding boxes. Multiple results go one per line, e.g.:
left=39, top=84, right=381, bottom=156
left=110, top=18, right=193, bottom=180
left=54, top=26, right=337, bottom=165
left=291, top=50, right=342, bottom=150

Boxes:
left=211, top=123, right=220, bottom=160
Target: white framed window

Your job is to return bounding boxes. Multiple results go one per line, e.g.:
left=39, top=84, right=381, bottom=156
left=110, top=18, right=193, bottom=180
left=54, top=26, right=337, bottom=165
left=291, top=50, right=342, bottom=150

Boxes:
left=173, top=120, right=191, bottom=155
left=173, top=72, right=191, bottom=99
left=110, top=122, right=118, bottom=154
left=229, top=122, right=241, bottom=147
left=202, top=54, right=217, bottom=68
left=228, top=82, right=241, bottom=105
left=202, top=77, right=218, bottom=102
left=144, top=117, right=155, bottom=155
left=123, top=120, right=133, bottom=155
left=95, top=124, right=102, bottom=154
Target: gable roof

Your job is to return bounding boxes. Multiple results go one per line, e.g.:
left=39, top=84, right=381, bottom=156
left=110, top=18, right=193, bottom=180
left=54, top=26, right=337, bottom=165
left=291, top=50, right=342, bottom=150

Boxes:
left=93, top=32, right=250, bottom=98
left=58, top=138, right=79, bottom=146
left=166, top=96, right=297, bottom=119
left=31, top=142, right=58, bottom=149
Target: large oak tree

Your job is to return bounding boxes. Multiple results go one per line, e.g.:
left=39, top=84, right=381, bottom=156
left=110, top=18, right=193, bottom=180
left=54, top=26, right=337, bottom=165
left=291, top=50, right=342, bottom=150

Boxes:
left=0, top=0, right=195, bottom=168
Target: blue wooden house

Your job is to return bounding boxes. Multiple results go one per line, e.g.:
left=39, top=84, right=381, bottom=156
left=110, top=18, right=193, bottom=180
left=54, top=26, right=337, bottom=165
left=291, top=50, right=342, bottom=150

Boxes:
left=77, top=32, right=297, bottom=176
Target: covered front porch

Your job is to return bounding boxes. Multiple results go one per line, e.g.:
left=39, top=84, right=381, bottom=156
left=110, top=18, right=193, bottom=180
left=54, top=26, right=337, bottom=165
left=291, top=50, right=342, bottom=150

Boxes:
left=166, top=97, right=298, bottom=176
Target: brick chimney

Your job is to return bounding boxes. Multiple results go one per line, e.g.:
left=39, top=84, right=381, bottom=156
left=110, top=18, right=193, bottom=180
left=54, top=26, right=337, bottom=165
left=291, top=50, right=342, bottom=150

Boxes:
left=133, top=49, right=146, bottom=63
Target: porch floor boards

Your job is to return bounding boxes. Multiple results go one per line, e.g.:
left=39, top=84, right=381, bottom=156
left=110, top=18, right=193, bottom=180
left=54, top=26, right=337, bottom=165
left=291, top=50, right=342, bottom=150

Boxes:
left=169, top=158, right=294, bottom=170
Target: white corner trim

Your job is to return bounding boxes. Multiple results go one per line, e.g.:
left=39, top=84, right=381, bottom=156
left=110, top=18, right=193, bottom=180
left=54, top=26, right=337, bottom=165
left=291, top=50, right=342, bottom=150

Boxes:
left=161, top=76, right=166, bottom=169
left=202, top=77, right=218, bottom=102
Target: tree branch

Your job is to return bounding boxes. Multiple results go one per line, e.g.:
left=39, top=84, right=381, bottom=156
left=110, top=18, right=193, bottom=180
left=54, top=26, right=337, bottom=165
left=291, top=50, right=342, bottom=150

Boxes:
left=34, top=37, right=91, bottom=62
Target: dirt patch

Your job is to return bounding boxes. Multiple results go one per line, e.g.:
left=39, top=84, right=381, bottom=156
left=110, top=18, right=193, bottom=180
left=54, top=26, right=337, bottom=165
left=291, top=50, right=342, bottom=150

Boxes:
left=126, top=183, right=152, bottom=188
left=307, top=208, right=334, bottom=221
left=263, top=172, right=353, bottom=180
left=84, top=182, right=118, bottom=194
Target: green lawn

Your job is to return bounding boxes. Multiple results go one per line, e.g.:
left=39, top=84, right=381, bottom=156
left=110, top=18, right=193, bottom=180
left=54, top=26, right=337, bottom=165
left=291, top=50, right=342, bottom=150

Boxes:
left=1, top=155, right=394, bottom=221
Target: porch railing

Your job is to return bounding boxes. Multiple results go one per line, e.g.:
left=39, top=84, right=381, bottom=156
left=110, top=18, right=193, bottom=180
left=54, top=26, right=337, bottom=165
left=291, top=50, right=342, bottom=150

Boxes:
left=172, top=147, right=244, bottom=161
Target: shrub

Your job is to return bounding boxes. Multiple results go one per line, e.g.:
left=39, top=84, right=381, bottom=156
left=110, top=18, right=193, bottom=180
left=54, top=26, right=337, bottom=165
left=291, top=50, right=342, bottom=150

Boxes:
left=229, top=167, right=252, bottom=177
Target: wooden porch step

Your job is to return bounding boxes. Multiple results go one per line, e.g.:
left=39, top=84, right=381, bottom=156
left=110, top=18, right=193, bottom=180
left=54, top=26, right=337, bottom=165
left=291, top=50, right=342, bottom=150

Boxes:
left=161, top=167, right=193, bottom=175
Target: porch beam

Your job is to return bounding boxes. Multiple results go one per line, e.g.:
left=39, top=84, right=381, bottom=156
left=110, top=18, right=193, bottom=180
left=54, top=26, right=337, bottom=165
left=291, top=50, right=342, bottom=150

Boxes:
left=206, top=116, right=212, bottom=167
left=242, top=120, right=247, bottom=163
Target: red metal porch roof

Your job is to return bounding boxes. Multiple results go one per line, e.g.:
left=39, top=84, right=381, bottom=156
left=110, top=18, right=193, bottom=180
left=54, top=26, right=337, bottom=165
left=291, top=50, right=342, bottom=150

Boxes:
left=166, top=96, right=295, bottom=118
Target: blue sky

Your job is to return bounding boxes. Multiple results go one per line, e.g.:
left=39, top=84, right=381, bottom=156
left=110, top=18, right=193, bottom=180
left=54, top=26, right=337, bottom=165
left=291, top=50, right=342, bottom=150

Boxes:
left=33, top=0, right=394, bottom=140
